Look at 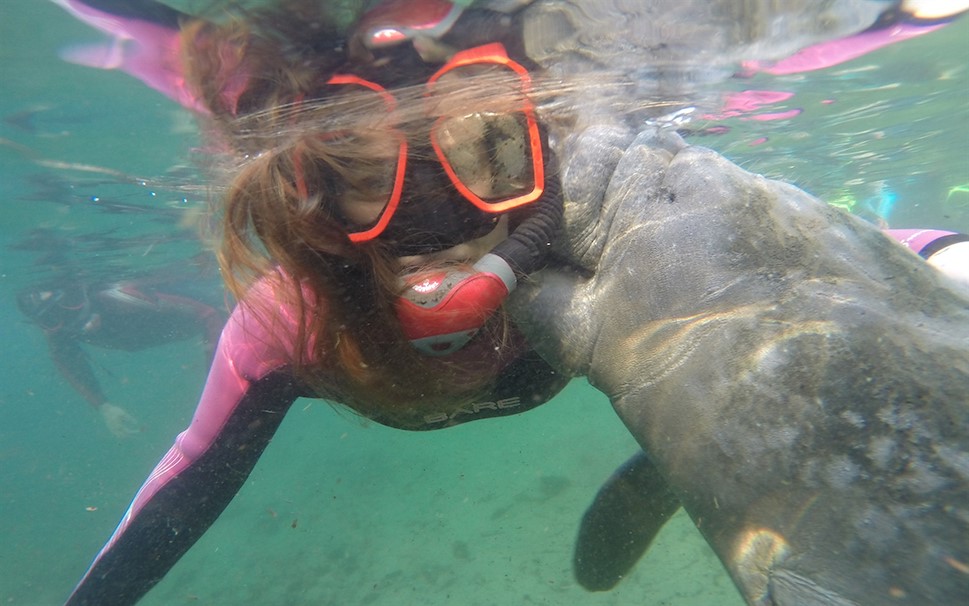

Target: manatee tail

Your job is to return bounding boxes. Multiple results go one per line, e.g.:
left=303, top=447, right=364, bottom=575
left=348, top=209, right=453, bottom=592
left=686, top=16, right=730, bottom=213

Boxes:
left=573, top=450, right=681, bottom=591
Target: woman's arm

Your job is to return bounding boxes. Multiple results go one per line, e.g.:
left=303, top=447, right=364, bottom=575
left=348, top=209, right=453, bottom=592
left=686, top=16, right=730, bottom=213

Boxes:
left=65, top=291, right=303, bottom=605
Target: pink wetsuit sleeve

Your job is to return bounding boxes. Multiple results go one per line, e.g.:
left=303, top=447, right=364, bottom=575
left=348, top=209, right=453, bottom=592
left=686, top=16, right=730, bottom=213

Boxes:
left=65, top=282, right=303, bottom=606
left=110, top=305, right=285, bottom=540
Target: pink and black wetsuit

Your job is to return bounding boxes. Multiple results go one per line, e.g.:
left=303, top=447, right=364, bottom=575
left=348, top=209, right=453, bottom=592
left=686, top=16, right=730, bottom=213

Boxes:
left=64, top=276, right=567, bottom=605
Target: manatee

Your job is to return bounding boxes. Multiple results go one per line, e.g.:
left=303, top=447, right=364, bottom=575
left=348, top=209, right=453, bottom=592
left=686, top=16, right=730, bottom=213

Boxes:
left=509, top=126, right=969, bottom=605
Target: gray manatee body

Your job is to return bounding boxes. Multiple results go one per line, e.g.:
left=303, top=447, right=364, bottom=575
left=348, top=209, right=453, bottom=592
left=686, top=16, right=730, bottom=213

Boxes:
left=509, top=127, right=969, bottom=605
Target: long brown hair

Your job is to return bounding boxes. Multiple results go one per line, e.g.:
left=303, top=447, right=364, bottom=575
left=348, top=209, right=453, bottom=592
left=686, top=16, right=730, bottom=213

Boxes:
left=180, top=1, right=513, bottom=422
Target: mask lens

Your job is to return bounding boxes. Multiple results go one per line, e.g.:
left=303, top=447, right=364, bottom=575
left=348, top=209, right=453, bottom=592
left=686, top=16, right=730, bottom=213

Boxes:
left=434, top=112, right=535, bottom=202
left=428, top=46, right=544, bottom=213
left=324, top=134, right=401, bottom=231
left=320, top=76, right=408, bottom=242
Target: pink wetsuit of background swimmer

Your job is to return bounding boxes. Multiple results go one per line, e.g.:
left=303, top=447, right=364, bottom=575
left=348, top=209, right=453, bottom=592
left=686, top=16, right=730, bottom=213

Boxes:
left=54, top=1, right=968, bottom=604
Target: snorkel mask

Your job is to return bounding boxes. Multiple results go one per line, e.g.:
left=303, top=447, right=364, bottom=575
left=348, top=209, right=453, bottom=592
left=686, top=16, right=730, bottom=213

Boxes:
left=297, top=43, right=546, bottom=255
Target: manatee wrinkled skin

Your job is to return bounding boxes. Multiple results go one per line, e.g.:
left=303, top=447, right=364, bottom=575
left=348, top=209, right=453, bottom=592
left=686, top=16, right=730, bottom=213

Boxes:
left=509, top=127, right=969, bottom=605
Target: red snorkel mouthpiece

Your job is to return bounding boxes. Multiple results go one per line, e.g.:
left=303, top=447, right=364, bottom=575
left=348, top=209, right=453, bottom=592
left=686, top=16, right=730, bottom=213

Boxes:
left=395, top=254, right=516, bottom=356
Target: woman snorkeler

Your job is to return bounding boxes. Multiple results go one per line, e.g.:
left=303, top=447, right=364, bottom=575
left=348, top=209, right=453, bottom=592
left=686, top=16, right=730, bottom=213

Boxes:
left=56, top=1, right=569, bottom=603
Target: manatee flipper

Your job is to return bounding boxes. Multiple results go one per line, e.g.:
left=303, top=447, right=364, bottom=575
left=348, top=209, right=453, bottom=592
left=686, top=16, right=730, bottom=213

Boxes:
left=574, top=451, right=680, bottom=591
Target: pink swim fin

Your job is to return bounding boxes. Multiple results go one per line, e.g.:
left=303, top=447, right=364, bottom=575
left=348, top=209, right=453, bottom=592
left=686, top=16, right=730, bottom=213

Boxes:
left=51, top=0, right=208, bottom=112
